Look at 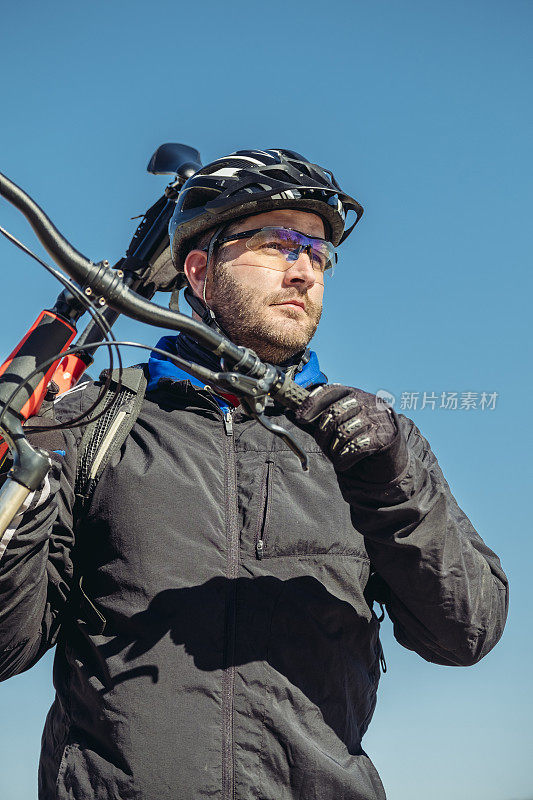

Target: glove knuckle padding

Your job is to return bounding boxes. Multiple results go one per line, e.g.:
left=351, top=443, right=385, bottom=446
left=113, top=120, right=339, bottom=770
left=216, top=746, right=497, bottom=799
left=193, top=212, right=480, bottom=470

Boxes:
left=295, top=384, right=354, bottom=424
left=341, top=416, right=365, bottom=435
left=294, top=384, right=405, bottom=476
left=315, top=400, right=360, bottom=450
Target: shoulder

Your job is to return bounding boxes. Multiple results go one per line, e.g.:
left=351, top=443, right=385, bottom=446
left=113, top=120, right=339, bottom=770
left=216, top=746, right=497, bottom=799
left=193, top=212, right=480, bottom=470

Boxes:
left=52, top=378, right=99, bottom=421
left=53, top=364, right=149, bottom=423
left=21, top=378, right=99, bottom=455
left=396, top=411, right=436, bottom=459
left=396, top=412, right=451, bottom=486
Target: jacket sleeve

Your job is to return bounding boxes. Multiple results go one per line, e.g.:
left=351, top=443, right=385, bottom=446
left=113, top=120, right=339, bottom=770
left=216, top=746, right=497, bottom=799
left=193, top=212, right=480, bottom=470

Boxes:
left=0, top=397, right=82, bottom=682
left=338, top=414, right=509, bottom=667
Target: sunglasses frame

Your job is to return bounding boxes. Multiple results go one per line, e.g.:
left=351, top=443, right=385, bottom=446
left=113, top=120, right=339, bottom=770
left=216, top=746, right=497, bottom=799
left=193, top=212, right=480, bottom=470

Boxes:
left=214, top=226, right=338, bottom=274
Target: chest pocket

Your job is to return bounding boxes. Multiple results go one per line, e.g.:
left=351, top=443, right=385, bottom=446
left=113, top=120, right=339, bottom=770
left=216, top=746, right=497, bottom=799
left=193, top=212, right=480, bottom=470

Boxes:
left=244, top=449, right=369, bottom=561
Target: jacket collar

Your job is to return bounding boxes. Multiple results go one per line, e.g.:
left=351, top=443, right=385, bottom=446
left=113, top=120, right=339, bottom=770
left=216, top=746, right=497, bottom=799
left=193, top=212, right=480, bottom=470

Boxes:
left=147, top=334, right=327, bottom=398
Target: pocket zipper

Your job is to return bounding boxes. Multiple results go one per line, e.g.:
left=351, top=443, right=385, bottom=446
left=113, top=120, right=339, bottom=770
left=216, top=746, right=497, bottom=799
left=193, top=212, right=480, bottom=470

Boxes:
left=256, top=458, right=274, bottom=559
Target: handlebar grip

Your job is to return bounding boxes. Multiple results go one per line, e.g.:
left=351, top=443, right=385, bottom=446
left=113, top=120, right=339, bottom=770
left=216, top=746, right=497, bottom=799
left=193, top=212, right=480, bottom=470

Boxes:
left=273, top=375, right=310, bottom=410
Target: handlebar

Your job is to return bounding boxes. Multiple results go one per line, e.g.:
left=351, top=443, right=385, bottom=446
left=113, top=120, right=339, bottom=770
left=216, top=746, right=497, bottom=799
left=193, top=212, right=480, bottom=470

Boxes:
left=0, top=166, right=311, bottom=534
left=0, top=170, right=309, bottom=409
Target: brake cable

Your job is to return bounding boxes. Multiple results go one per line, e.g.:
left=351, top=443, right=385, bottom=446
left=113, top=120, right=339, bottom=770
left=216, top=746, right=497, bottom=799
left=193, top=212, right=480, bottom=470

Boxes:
left=0, top=145, right=312, bottom=539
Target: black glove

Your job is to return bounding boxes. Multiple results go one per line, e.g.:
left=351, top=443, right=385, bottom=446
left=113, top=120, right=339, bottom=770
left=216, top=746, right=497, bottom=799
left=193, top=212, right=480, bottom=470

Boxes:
left=294, top=384, right=409, bottom=481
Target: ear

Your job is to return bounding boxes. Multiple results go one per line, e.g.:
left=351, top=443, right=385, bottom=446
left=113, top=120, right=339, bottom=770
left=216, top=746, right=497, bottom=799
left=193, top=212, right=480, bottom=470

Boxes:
left=183, top=249, right=208, bottom=300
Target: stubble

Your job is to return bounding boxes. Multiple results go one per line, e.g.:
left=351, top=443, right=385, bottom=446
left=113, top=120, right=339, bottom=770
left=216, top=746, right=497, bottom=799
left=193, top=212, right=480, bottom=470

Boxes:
left=208, top=263, right=323, bottom=364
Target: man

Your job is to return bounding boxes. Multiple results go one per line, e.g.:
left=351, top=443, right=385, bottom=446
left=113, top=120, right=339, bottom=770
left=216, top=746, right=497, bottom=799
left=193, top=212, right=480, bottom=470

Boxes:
left=0, top=149, right=508, bottom=800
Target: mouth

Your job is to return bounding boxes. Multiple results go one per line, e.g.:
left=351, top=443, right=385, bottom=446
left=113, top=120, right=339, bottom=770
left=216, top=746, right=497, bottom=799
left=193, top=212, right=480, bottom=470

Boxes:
left=272, top=300, right=306, bottom=312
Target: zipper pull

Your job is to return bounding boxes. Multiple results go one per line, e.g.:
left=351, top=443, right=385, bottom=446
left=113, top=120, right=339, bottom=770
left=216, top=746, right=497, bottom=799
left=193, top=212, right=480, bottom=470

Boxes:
left=380, top=648, right=387, bottom=674
left=256, top=539, right=264, bottom=559
left=378, top=640, right=387, bottom=674
left=223, top=409, right=233, bottom=435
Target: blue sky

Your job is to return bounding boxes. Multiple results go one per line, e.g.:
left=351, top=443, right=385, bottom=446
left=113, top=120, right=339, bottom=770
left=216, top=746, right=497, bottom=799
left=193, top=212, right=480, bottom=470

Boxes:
left=0, top=1, right=531, bottom=798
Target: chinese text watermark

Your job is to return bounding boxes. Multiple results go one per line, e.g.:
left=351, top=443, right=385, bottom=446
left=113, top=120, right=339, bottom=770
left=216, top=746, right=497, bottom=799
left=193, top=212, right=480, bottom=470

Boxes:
left=376, top=390, right=499, bottom=411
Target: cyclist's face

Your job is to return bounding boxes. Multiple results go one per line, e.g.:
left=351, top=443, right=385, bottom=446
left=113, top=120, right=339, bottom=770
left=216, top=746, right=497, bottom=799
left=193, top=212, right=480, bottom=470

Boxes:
left=207, top=210, right=326, bottom=362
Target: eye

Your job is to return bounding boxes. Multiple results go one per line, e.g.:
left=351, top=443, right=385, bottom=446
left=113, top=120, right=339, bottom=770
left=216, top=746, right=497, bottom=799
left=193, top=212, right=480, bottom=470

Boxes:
left=258, top=239, right=288, bottom=254
left=310, top=249, right=327, bottom=270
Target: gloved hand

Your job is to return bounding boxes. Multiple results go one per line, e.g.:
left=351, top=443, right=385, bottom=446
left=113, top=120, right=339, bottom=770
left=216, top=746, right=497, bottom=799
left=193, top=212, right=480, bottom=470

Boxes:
left=294, top=384, right=409, bottom=481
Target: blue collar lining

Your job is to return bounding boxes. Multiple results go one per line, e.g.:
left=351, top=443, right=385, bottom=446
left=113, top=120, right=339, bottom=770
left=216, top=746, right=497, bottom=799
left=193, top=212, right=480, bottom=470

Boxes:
left=147, top=335, right=327, bottom=411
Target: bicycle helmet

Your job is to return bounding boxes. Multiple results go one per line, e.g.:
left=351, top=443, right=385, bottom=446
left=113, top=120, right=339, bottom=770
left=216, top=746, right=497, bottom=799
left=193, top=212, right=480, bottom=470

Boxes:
left=168, top=148, right=363, bottom=276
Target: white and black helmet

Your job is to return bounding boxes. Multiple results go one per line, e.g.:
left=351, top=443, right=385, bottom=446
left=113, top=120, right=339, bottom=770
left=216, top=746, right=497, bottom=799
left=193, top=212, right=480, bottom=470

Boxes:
left=168, top=148, right=363, bottom=272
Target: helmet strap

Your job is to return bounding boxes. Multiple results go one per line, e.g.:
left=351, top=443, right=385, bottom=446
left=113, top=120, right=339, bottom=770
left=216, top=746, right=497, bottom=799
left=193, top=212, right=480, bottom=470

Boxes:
left=183, top=223, right=229, bottom=337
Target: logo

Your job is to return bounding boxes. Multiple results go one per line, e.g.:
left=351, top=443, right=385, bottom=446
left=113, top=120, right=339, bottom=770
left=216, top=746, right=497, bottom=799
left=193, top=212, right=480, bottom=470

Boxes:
left=376, top=389, right=396, bottom=409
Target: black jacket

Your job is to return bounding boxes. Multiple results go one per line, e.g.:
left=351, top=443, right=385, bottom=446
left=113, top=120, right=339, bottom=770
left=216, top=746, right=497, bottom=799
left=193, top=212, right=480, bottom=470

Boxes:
left=0, top=375, right=508, bottom=800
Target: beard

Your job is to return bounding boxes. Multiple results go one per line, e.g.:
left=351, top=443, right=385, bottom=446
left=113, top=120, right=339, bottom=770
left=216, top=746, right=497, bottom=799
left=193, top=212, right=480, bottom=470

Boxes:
left=208, top=263, right=323, bottom=364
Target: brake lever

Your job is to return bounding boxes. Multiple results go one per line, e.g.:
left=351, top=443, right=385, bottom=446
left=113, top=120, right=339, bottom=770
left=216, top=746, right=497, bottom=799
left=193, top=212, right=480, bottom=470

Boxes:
left=239, top=396, right=308, bottom=472
left=211, top=371, right=309, bottom=471
left=256, top=412, right=308, bottom=471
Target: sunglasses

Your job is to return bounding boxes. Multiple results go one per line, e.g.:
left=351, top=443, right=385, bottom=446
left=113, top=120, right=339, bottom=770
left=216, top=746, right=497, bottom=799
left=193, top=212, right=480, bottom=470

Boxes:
left=215, top=227, right=337, bottom=280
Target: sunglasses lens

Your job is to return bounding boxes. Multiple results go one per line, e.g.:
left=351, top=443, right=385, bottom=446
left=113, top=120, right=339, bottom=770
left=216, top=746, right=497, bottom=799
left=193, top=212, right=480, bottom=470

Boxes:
left=245, top=228, right=335, bottom=278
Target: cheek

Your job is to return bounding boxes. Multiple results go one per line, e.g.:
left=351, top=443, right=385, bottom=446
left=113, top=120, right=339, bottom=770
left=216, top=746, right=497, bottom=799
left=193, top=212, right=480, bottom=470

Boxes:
left=234, top=265, right=282, bottom=294
left=310, top=284, right=324, bottom=306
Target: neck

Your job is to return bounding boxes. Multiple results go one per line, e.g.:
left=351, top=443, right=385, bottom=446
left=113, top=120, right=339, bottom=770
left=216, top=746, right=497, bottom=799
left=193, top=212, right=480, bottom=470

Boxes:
left=177, top=330, right=307, bottom=373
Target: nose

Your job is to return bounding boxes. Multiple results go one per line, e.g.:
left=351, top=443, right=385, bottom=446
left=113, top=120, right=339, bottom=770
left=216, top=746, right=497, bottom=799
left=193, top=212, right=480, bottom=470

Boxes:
left=282, top=248, right=318, bottom=289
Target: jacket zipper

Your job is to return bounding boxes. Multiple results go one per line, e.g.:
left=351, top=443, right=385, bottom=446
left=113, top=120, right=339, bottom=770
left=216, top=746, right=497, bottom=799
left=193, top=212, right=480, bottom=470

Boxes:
left=223, top=408, right=233, bottom=436
left=221, top=407, right=238, bottom=800
left=255, top=458, right=274, bottom=559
